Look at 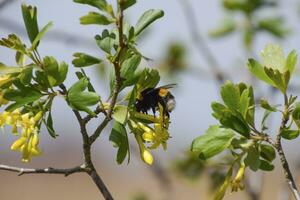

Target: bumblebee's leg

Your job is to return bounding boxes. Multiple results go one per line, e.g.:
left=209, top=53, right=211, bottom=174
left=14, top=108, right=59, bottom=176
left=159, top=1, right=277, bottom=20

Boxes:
left=152, top=107, right=156, bottom=117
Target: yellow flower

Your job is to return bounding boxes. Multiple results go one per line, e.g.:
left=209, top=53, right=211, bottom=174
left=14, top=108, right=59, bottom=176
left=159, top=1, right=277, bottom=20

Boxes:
left=135, top=134, right=154, bottom=165
left=5, top=111, right=44, bottom=162
left=231, top=163, right=245, bottom=193
left=12, top=133, right=41, bottom=163
left=142, top=149, right=153, bottom=165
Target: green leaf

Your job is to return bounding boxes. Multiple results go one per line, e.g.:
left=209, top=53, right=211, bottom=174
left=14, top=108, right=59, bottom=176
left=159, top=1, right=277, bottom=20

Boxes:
left=191, top=125, right=234, bottom=160
left=211, top=102, right=227, bottom=120
left=72, top=52, right=102, bottom=67
left=292, top=103, right=300, bottom=129
left=285, top=50, right=297, bottom=74
left=260, top=44, right=286, bottom=73
left=244, top=146, right=261, bottom=171
left=80, top=12, right=113, bottom=25
left=246, top=86, right=255, bottom=126
left=31, top=22, right=53, bottom=50
left=73, top=0, right=108, bottom=11
left=46, top=111, right=58, bottom=138
left=264, top=67, right=286, bottom=93
left=135, top=9, right=164, bottom=36
left=136, top=68, right=160, bottom=92
left=220, top=81, right=240, bottom=111
left=110, top=121, right=130, bottom=164
left=281, top=129, right=300, bottom=140
left=260, top=144, right=276, bottom=162
left=0, top=34, right=28, bottom=54
left=257, top=17, right=289, bottom=38
left=123, top=0, right=137, bottom=10
left=95, top=30, right=116, bottom=54
left=120, top=54, right=141, bottom=89
left=42, top=57, right=68, bottom=87
left=75, top=70, right=95, bottom=92
left=259, top=159, right=274, bottom=171
left=19, top=67, right=33, bottom=85
left=219, top=110, right=250, bottom=138
left=21, top=3, right=39, bottom=43
left=260, top=98, right=277, bottom=112
left=4, top=81, right=43, bottom=111
left=239, top=88, right=250, bottom=118
left=113, top=105, right=128, bottom=124
left=67, top=78, right=100, bottom=115
left=247, top=59, right=276, bottom=87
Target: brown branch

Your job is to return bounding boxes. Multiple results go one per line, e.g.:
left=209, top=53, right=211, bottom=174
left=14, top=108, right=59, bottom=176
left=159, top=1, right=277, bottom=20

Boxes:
left=273, top=94, right=300, bottom=200
left=89, top=0, right=124, bottom=144
left=0, top=164, right=87, bottom=176
left=59, top=83, right=114, bottom=200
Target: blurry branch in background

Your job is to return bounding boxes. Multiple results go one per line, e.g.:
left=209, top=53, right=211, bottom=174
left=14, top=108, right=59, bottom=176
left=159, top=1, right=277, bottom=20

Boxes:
left=0, top=17, right=96, bottom=49
left=0, top=0, right=16, bottom=9
left=179, top=0, right=226, bottom=85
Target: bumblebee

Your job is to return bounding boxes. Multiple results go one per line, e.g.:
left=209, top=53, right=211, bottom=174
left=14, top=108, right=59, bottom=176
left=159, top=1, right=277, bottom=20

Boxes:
left=135, top=84, right=176, bottom=118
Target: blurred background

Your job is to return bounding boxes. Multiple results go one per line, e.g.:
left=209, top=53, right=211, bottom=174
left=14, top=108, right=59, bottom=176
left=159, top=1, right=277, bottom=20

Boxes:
left=1, top=0, right=300, bottom=199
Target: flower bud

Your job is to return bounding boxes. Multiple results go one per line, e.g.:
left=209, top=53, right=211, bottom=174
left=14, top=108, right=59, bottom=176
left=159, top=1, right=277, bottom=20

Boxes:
left=142, top=149, right=153, bottom=165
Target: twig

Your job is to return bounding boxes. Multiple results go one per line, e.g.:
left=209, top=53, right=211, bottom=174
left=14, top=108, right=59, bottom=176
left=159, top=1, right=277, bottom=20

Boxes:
left=89, top=0, right=124, bottom=144
left=273, top=94, right=300, bottom=200
left=178, top=0, right=226, bottom=85
left=59, top=83, right=114, bottom=200
left=0, top=164, right=87, bottom=176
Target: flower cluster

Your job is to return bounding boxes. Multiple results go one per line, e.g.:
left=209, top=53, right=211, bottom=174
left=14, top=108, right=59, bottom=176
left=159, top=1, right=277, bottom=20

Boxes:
left=129, top=105, right=170, bottom=165
left=1, top=109, right=43, bottom=162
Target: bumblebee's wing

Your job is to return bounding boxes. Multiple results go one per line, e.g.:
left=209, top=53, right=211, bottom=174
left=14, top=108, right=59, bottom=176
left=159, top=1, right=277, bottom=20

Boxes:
left=144, top=84, right=177, bottom=94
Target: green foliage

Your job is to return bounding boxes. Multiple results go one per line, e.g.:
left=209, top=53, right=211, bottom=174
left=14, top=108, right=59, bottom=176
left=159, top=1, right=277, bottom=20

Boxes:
left=211, top=0, right=288, bottom=49
left=21, top=3, right=39, bottom=44
left=80, top=12, right=114, bottom=25
left=192, top=44, right=300, bottom=199
left=67, top=78, right=100, bottom=115
left=4, top=81, right=43, bottom=111
left=110, top=121, right=130, bottom=164
left=248, top=44, right=297, bottom=93
left=72, top=52, right=102, bottom=67
left=135, top=9, right=164, bottom=36
left=191, top=125, right=234, bottom=160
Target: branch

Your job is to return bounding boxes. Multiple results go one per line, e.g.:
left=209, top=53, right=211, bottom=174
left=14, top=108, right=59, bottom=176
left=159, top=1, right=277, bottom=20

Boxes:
left=274, top=94, right=300, bottom=200
left=83, top=105, right=107, bottom=124
left=0, top=164, right=87, bottom=176
left=89, top=0, right=125, bottom=144
left=59, top=83, right=114, bottom=200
